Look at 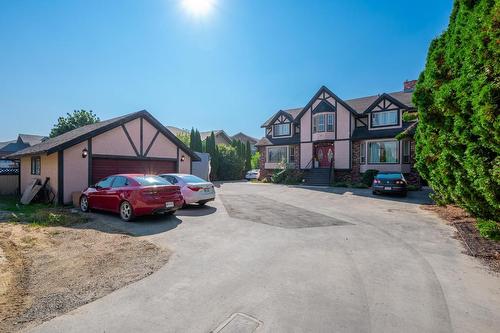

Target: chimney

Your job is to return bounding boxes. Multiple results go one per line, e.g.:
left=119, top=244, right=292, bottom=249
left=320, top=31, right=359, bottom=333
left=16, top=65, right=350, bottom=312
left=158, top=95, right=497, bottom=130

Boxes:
left=404, top=80, right=417, bottom=92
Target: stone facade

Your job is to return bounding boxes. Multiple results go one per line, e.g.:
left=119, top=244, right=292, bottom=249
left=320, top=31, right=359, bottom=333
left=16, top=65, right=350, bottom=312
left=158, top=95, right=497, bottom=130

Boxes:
left=258, top=144, right=300, bottom=181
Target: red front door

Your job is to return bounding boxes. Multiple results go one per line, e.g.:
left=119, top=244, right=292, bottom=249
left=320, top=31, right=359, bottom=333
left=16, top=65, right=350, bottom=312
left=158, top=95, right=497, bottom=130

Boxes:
left=315, top=145, right=334, bottom=168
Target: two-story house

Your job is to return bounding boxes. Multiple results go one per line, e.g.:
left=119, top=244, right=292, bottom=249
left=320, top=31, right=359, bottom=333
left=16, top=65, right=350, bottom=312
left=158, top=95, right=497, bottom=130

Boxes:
left=256, top=80, right=418, bottom=185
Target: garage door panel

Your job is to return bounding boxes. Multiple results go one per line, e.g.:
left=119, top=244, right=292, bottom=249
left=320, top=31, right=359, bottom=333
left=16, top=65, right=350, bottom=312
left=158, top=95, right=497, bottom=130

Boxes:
left=92, top=158, right=176, bottom=184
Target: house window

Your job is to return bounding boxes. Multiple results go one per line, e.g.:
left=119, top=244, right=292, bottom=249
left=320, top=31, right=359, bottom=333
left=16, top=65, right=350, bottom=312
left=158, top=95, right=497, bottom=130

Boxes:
left=360, top=142, right=366, bottom=164
left=371, top=110, right=398, bottom=127
left=313, top=113, right=334, bottom=133
left=273, top=123, right=291, bottom=137
left=30, top=156, right=41, bottom=175
left=368, top=141, right=399, bottom=164
left=267, top=146, right=295, bottom=164
left=403, top=140, right=411, bottom=163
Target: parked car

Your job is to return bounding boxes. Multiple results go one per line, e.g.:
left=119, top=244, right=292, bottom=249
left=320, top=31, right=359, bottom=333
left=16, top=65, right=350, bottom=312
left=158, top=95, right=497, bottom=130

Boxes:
left=245, top=169, right=260, bottom=180
left=159, top=174, right=215, bottom=206
left=372, top=172, right=408, bottom=196
left=80, top=174, right=183, bottom=221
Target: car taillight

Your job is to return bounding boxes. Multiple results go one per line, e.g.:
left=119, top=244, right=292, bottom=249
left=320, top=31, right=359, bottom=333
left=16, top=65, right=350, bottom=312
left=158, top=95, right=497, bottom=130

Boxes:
left=374, top=179, right=380, bottom=184
left=188, top=186, right=202, bottom=191
left=396, top=180, right=405, bottom=185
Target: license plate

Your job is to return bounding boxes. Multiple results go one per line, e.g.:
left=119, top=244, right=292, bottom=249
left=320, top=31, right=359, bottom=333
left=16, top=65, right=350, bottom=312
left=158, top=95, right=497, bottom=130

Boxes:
left=165, top=202, right=174, bottom=208
left=384, top=186, right=391, bottom=190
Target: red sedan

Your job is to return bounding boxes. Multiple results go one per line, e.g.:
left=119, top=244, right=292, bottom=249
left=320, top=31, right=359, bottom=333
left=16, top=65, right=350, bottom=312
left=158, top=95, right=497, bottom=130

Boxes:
left=80, top=174, right=183, bottom=221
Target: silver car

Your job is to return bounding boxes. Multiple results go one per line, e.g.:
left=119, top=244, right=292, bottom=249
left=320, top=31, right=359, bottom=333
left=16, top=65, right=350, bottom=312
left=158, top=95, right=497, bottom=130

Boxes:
left=159, top=174, right=215, bottom=206
left=245, top=169, right=260, bottom=180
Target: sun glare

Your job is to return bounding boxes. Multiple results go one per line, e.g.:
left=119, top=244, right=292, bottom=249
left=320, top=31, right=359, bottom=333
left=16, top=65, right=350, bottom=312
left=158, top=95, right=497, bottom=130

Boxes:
left=181, top=0, right=215, bottom=16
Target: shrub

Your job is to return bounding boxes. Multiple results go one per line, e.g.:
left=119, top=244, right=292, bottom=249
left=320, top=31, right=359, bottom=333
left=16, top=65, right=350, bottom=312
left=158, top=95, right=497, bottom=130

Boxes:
left=476, top=219, right=500, bottom=241
left=271, top=168, right=303, bottom=185
left=216, top=145, right=245, bottom=180
left=332, top=182, right=349, bottom=187
left=352, top=183, right=369, bottom=189
left=361, top=170, right=379, bottom=186
left=413, top=0, right=499, bottom=220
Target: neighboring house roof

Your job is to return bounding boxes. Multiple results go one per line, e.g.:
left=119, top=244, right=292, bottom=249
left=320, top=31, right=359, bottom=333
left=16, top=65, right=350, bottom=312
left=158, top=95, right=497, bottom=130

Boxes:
left=199, top=130, right=233, bottom=144
left=8, top=110, right=200, bottom=161
left=351, top=121, right=416, bottom=140
left=231, top=132, right=258, bottom=145
left=17, top=134, right=47, bottom=146
left=0, top=134, right=47, bottom=158
left=166, top=126, right=188, bottom=136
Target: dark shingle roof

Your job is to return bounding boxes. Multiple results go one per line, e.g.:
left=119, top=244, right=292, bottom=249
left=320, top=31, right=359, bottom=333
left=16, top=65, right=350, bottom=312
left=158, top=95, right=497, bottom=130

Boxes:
left=8, top=111, right=200, bottom=161
left=18, top=134, right=47, bottom=146
left=351, top=122, right=415, bottom=140
left=255, top=134, right=300, bottom=147
left=345, top=91, right=414, bottom=114
left=261, top=107, right=303, bottom=127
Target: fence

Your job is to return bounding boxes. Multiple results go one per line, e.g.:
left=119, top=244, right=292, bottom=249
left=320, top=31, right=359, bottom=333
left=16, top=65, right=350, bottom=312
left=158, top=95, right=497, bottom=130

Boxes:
left=0, top=167, right=19, bottom=195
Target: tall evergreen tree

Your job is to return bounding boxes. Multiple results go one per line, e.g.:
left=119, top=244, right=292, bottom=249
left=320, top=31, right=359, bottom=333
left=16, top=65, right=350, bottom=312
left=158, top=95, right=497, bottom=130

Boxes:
left=189, top=128, right=196, bottom=150
left=414, top=0, right=499, bottom=219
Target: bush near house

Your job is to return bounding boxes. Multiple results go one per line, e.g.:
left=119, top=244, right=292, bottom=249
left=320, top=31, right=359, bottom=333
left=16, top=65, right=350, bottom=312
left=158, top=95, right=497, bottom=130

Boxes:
left=361, top=169, right=379, bottom=186
left=413, top=0, right=499, bottom=221
left=271, top=168, right=303, bottom=185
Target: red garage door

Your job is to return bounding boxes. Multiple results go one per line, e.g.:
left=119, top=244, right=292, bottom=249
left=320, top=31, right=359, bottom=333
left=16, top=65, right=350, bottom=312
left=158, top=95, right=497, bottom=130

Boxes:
left=92, top=158, right=177, bottom=184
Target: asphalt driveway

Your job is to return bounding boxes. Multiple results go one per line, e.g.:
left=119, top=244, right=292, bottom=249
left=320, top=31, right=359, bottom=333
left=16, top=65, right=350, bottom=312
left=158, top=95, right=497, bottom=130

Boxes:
left=31, top=182, right=500, bottom=333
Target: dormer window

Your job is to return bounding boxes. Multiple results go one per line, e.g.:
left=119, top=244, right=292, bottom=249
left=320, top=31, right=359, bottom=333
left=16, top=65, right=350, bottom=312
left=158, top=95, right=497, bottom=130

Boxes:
left=273, top=123, right=291, bottom=137
left=371, top=110, right=398, bottom=127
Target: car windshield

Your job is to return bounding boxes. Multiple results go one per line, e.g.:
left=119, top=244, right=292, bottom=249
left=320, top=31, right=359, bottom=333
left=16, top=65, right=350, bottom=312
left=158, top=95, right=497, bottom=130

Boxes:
left=133, top=176, right=171, bottom=186
left=179, top=175, right=206, bottom=183
left=376, top=173, right=402, bottom=179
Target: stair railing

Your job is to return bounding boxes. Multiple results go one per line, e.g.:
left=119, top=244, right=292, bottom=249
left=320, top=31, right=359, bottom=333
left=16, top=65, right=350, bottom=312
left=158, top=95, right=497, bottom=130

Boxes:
left=304, top=157, right=315, bottom=170
left=328, top=157, right=335, bottom=184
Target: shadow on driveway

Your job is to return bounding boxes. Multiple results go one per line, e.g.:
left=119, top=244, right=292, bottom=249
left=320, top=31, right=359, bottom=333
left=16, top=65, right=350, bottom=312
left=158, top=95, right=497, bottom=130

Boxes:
left=291, top=185, right=434, bottom=205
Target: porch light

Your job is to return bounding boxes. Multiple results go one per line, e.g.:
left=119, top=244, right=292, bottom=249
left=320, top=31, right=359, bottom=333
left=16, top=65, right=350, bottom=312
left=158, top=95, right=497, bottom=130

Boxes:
left=82, top=148, right=88, bottom=158
left=181, top=155, right=185, bottom=162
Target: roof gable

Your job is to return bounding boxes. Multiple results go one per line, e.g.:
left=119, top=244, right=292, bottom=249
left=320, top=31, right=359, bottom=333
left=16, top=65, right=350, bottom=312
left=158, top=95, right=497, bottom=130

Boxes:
left=8, top=110, right=200, bottom=161
left=295, top=86, right=358, bottom=121
left=363, top=93, right=410, bottom=114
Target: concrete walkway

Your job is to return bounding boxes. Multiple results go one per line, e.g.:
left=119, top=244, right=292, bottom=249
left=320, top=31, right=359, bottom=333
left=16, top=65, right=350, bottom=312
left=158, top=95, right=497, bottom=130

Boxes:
left=30, top=182, right=500, bottom=333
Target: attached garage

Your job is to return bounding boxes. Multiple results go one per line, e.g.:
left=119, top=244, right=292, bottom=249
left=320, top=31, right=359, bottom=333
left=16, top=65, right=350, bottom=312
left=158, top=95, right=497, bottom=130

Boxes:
left=9, top=110, right=200, bottom=204
left=91, top=158, right=177, bottom=184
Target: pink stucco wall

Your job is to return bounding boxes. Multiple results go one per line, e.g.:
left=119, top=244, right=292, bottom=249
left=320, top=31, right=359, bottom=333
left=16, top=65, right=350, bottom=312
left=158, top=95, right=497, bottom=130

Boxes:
left=92, top=126, right=137, bottom=156
left=334, top=140, right=350, bottom=169
left=178, top=150, right=191, bottom=173
left=300, top=108, right=311, bottom=142
left=312, top=131, right=335, bottom=141
left=300, top=142, right=313, bottom=169
left=20, top=153, right=59, bottom=198
left=147, top=132, right=178, bottom=159
left=336, top=104, right=351, bottom=140
left=124, top=118, right=141, bottom=152
left=63, top=141, right=88, bottom=203
left=143, top=119, right=158, bottom=153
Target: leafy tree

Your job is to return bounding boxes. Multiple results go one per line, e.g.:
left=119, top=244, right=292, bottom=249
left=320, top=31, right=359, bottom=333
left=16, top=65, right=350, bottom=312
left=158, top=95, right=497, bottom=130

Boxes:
left=176, top=132, right=190, bottom=146
left=251, top=151, right=260, bottom=169
left=50, top=110, right=100, bottom=137
left=189, top=128, right=203, bottom=152
left=413, top=0, right=499, bottom=219
left=217, top=144, right=245, bottom=180
left=206, top=132, right=219, bottom=180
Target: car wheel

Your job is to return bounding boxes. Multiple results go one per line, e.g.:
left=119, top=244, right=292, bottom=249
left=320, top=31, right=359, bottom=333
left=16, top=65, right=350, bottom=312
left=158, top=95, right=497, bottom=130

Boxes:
left=119, top=201, right=134, bottom=222
left=372, top=190, right=378, bottom=195
left=80, top=195, right=90, bottom=212
left=199, top=201, right=207, bottom=206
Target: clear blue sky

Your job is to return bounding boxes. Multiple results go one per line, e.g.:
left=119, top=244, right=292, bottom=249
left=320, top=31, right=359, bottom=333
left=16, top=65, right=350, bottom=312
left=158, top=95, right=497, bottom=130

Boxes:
left=0, top=0, right=453, bottom=141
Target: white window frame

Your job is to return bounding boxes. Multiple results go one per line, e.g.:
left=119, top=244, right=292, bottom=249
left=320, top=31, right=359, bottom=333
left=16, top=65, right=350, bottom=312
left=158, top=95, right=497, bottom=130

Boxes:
left=266, top=146, right=294, bottom=164
left=367, top=140, right=400, bottom=164
left=360, top=142, right=366, bottom=164
left=273, top=123, right=291, bottom=137
left=371, top=110, right=399, bottom=127
left=313, top=113, right=335, bottom=133
left=402, top=140, right=411, bottom=164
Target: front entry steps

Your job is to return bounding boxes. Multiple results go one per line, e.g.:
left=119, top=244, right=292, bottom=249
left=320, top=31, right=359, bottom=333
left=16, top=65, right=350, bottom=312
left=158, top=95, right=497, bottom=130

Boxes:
left=303, top=168, right=331, bottom=186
